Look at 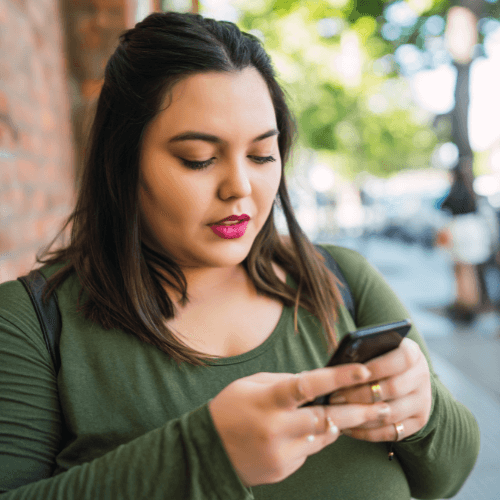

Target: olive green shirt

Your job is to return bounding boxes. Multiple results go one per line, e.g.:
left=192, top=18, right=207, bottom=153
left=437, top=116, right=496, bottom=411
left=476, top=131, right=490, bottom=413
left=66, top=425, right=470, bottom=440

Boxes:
left=0, top=245, right=480, bottom=499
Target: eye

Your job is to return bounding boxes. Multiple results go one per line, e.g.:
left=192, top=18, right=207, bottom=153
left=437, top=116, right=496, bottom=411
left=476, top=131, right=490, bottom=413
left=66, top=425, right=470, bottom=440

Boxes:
left=250, top=155, right=277, bottom=165
left=179, top=155, right=277, bottom=171
left=180, top=157, right=216, bottom=170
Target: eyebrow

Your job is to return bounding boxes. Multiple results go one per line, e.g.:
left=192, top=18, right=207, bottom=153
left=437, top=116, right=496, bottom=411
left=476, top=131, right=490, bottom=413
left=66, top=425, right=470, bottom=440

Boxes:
left=168, top=128, right=280, bottom=145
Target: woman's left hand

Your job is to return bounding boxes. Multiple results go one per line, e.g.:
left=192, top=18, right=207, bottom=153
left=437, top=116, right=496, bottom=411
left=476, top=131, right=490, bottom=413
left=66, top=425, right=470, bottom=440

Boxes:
left=328, top=337, right=432, bottom=442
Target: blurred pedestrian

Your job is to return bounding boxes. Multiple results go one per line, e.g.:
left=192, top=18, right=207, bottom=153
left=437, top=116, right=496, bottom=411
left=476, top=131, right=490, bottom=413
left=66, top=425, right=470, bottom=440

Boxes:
left=436, top=166, right=499, bottom=322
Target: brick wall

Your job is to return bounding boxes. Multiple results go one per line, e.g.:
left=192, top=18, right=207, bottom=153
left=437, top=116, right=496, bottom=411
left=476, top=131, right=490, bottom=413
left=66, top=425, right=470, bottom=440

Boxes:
left=0, top=1, right=186, bottom=284
left=0, top=0, right=77, bottom=283
left=0, top=0, right=157, bottom=283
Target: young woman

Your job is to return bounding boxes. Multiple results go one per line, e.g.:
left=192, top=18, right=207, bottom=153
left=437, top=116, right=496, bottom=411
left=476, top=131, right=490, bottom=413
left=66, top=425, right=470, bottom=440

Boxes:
left=0, top=11, right=479, bottom=499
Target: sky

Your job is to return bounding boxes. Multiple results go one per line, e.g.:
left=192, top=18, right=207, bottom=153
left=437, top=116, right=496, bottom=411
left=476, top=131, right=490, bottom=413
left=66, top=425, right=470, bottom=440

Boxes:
left=408, top=21, right=500, bottom=152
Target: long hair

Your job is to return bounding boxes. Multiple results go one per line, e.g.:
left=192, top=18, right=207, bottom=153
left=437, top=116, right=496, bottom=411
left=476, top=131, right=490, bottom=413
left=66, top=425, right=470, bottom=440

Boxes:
left=441, top=164, right=477, bottom=215
left=33, top=11, right=345, bottom=366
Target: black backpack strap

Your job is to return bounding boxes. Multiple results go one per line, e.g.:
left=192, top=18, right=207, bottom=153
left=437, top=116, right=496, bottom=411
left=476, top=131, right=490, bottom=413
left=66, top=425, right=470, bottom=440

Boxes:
left=314, top=244, right=356, bottom=323
left=17, top=270, right=61, bottom=374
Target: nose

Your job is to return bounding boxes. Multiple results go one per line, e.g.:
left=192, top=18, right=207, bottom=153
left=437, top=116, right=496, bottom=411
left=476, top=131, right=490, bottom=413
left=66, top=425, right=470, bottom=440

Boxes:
left=217, top=158, right=252, bottom=200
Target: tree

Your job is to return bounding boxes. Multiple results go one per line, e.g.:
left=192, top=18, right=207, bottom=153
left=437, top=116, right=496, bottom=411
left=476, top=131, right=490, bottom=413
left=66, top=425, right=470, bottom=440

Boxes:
left=233, top=0, right=500, bottom=179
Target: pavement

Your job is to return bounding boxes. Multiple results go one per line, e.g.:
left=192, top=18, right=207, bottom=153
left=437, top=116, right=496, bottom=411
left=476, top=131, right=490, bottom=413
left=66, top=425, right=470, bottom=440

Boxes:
left=315, top=233, right=500, bottom=500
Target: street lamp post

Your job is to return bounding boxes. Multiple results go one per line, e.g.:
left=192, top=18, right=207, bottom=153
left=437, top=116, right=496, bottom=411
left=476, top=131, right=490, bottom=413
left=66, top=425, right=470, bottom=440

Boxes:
left=441, top=1, right=492, bottom=317
left=444, top=6, right=478, bottom=207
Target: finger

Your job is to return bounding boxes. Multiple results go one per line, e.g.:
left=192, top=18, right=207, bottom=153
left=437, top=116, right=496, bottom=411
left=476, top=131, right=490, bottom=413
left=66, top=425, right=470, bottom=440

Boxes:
left=285, top=410, right=341, bottom=459
left=289, top=401, right=390, bottom=440
left=329, top=363, right=422, bottom=405
left=271, top=365, right=372, bottom=409
left=342, top=416, right=422, bottom=442
left=280, top=405, right=334, bottom=440
left=346, top=391, right=424, bottom=430
left=293, top=417, right=340, bottom=459
left=290, top=401, right=393, bottom=458
left=364, top=338, right=422, bottom=382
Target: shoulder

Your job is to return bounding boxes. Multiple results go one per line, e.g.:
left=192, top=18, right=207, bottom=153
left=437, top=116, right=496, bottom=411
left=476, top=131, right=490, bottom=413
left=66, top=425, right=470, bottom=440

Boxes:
left=0, top=261, right=69, bottom=346
left=314, top=243, right=396, bottom=312
left=315, top=243, right=375, bottom=284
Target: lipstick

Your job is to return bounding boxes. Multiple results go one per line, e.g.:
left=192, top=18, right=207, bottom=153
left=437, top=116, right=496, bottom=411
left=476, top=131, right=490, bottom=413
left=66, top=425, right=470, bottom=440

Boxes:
left=209, top=214, right=250, bottom=239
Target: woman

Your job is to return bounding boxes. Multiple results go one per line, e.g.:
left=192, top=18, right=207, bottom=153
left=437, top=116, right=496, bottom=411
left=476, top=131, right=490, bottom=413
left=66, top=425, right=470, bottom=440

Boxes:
left=437, top=166, right=499, bottom=322
left=0, top=11, right=479, bottom=499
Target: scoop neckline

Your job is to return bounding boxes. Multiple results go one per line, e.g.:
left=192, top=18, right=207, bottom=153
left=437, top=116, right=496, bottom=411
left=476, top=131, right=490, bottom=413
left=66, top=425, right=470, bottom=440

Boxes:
left=203, top=272, right=295, bottom=366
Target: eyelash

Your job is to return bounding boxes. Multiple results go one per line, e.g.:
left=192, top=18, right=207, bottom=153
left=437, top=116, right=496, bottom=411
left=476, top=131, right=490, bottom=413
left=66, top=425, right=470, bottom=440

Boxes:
left=180, top=155, right=277, bottom=171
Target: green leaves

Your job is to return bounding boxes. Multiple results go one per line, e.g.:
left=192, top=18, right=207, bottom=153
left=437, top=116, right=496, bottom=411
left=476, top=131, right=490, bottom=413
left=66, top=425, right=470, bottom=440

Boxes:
left=235, top=0, right=455, bottom=179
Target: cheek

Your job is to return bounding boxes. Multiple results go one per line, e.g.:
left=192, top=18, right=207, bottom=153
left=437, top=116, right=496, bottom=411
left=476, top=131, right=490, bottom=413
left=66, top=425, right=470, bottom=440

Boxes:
left=264, top=162, right=282, bottom=198
left=141, top=162, right=208, bottom=223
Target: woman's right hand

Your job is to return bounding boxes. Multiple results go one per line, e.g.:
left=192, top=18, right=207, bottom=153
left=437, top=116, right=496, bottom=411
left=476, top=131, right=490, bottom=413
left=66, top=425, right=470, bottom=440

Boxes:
left=208, top=364, right=390, bottom=487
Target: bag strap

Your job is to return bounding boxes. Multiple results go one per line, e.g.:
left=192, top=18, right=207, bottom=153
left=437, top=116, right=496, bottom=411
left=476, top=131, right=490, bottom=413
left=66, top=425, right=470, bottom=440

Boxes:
left=17, top=270, right=62, bottom=374
left=16, top=246, right=355, bottom=375
left=313, top=244, right=356, bottom=322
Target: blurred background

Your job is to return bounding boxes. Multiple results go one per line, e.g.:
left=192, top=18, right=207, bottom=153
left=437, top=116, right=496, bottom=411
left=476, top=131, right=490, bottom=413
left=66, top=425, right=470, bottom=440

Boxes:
left=1, top=0, right=499, bottom=497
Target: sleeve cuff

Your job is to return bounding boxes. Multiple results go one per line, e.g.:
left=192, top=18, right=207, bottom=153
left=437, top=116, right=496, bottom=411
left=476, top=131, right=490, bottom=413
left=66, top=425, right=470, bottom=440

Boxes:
left=185, top=403, right=254, bottom=500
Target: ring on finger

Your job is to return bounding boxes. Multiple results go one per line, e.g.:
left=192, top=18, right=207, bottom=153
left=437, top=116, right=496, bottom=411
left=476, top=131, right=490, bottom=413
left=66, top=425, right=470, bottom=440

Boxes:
left=394, top=422, right=405, bottom=441
left=370, top=382, right=383, bottom=403
left=326, top=416, right=338, bottom=435
left=306, top=413, right=319, bottom=442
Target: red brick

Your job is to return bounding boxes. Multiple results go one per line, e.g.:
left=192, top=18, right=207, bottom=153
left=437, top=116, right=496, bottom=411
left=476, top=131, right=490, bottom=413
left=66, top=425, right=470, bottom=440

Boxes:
left=43, top=162, right=57, bottom=183
left=41, top=110, right=56, bottom=132
left=0, top=1, right=7, bottom=24
left=0, top=160, right=16, bottom=189
left=81, top=79, right=104, bottom=99
left=0, top=222, right=17, bottom=255
left=31, top=189, right=47, bottom=212
left=0, top=90, right=8, bottom=113
left=26, top=1, right=45, bottom=30
left=30, top=133, right=44, bottom=158
left=16, top=159, right=38, bottom=184
left=1, top=186, right=24, bottom=214
left=18, top=131, right=32, bottom=154
left=0, top=122, right=17, bottom=150
left=9, top=0, right=27, bottom=15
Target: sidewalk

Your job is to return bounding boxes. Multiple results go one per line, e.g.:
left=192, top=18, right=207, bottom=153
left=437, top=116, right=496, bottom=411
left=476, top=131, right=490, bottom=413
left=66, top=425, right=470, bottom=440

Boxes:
left=429, top=350, right=500, bottom=500
left=319, top=234, right=500, bottom=499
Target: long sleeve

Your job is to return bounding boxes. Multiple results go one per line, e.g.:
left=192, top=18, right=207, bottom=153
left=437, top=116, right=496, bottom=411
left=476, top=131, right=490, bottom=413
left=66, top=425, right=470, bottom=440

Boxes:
left=0, top=280, right=253, bottom=500
left=329, top=245, right=480, bottom=499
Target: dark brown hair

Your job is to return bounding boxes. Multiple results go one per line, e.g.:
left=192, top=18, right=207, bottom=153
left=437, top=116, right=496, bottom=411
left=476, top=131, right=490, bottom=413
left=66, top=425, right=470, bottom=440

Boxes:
left=33, top=11, right=345, bottom=366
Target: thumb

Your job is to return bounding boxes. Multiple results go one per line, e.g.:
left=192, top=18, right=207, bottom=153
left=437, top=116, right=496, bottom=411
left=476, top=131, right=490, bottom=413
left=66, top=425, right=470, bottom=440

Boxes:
left=271, top=364, right=372, bottom=409
left=268, top=373, right=315, bottom=409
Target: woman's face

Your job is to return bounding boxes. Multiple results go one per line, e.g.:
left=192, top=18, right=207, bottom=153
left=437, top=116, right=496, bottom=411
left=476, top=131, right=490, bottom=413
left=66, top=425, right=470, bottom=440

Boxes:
left=138, top=67, right=282, bottom=271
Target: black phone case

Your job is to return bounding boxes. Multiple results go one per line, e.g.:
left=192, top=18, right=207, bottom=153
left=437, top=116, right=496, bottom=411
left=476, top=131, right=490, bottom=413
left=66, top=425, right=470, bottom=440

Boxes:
left=302, top=320, right=411, bottom=407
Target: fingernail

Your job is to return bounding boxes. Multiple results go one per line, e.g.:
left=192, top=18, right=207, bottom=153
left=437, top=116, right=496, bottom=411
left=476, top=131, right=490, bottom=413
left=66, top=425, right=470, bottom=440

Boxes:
left=352, top=366, right=371, bottom=382
left=409, top=340, right=420, bottom=355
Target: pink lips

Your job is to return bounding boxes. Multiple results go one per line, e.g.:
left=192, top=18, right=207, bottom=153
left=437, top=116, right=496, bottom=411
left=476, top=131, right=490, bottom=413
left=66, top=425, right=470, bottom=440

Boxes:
left=209, top=214, right=250, bottom=239
left=212, top=214, right=250, bottom=224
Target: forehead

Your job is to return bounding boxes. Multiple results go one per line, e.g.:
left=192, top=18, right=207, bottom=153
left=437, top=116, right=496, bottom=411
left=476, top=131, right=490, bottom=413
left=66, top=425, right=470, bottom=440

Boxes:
left=152, top=68, right=277, bottom=137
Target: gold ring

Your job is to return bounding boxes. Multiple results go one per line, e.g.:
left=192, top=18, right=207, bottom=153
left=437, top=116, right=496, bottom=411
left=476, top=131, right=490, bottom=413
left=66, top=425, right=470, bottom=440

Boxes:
left=370, top=382, right=383, bottom=403
left=394, top=422, right=404, bottom=441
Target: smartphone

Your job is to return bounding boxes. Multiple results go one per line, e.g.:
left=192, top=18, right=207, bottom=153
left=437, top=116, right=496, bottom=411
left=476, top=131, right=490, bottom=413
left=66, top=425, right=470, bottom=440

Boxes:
left=302, top=319, right=412, bottom=407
